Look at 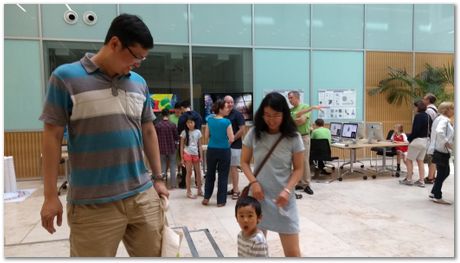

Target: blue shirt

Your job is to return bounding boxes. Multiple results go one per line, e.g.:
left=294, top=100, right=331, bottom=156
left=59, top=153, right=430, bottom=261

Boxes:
left=207, top=117, right=231, bottom=149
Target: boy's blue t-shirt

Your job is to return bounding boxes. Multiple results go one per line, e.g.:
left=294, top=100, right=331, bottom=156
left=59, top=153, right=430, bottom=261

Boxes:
left=207, top=117, right=231, bottom=149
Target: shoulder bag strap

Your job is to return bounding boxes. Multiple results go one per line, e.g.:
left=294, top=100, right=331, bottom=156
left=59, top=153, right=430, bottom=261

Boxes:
left=253, top=135, right=284, bottom=178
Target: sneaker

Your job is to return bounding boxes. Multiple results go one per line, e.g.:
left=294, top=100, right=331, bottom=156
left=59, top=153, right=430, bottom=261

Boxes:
left=413, top=180, right=425, bottom=188
left=320, top=169, right=332, bottom=175
left=295, top=193, right=303, bottom=199
left=424, top=177, right=435, bottom=184
left=432, top=198, right=452, bottom=205
left=428, top=194, right=435, bottom=200
left=295, top=185, right=305, bottom=191
left=399, top=178, right=413, bottom=186
left=304, top=185, right=314, bottom=195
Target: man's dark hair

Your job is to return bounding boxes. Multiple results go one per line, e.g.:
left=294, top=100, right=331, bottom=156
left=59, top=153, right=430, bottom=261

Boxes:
left=161, top=108, right=170, bottom=117
left=174, top=103, right=181, bottom=109
left=315, top=118, right=325, bottom=127
left=235, top=196, right=262, bottom=217
left=254, top=92, right=298, bottom=139
left=180, top=100, right=191, bottom=108
left=425, top=93, right=437, bottom=104
left=104, top=14, right=154, bottom=49
left=414, top=100, right=427, bottom=112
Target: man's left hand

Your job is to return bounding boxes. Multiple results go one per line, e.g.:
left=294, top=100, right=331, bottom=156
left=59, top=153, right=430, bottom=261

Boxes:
left=154, top=180, right=169, bottom=198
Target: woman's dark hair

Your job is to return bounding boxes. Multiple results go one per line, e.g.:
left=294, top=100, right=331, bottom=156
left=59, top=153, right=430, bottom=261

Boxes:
left=211, top=99, right=226, bottom=115
left=253, top=92, right=297, bottom=139
left=235, top=196, right=262, bottom=217
left=104, top=14, right=154, bottom=49
left=184, top=113, right=195, bottom=146
left=414, top=100, right=427, bottom=112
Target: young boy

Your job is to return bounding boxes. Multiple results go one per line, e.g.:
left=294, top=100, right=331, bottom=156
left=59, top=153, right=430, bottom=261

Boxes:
left=235, top=196, right=269, bottom=257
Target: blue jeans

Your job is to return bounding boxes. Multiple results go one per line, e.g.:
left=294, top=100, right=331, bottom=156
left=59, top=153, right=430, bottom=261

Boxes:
left=204, top=148, right=231, bottom=205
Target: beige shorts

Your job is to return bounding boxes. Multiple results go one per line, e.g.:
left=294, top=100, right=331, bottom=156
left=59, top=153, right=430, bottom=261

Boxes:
left=406, top=144, right=427, bottom=161
left=67, top=187, right=164, bottom=257
left=230, top=148, right=241, bottom=166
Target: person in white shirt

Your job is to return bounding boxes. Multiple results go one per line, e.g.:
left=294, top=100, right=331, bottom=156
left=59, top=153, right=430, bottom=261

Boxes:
left=423, top=93, right=439, bottom=184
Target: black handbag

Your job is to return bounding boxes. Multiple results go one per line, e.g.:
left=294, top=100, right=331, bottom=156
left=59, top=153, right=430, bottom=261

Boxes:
left=432, top=150, right=450, bottom=165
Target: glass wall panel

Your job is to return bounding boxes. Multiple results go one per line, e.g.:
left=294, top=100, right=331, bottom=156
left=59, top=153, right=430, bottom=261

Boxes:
left=44, top=41, right=190, bottom=112
left=312, top=4, right=364, bottom=49
left=4, top=4, right=39, bottom=38
left=414, top=4, right=454, bottom=52
left=311, top=51, right=364, bottom=122
left=119, top=4, right=188, bottom=44
left=254, top=4, right=310, bottom=47
left=254, top=49, right=309, bottom=109
left=191, top=4, right=252, bottom=46
left=41, top=4, right=117, bottom=40
left=192, top=47, right=253, bottom=119
left=5, top=40, right=43, bottom=130
left=365, top=4, right=413, bottom=51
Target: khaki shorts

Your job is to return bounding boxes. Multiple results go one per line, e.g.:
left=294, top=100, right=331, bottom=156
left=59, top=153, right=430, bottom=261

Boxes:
left=230, top=149, right=241, bottom=166
left=406, top=144, right=427, bottom=161
left=67, top=187, right=164, bottom=257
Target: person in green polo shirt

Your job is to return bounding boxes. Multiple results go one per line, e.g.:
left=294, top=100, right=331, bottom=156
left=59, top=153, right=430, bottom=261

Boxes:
left=288, top=91, right=324, bottom=195
left=311, top=118, right=332, bottom=175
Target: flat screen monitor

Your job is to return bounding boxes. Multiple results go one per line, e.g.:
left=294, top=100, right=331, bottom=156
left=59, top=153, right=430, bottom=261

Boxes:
left=203, top=92, right=253, bottom=122
left=330, top=122, right=342, bottom=137
left=341, top=123, right=358, bottom=139
left=356, top=121, right=366, bottom=139
left=366, top=122, right=384, bottom=143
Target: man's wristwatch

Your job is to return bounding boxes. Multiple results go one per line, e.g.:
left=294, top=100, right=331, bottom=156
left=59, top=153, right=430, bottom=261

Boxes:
left=151, top=174, right=165, bottom=182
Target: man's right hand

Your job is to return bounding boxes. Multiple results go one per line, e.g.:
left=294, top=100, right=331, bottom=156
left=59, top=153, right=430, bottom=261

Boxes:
left=40, top=196, right=63, bottom=234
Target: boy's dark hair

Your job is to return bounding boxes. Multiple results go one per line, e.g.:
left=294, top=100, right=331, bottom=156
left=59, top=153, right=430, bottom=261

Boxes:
left=315, top=118, right=325, bottom=127
left=235, top=196, right=262, bottom=217
left=161, top=108, right=170, bottom=117
left=104, top=14, right=154, bottom=49
left=211, top=99, right=226, bottom=114
left=174, top=103, right=181, bottom=109
left=425, top=93, right=437, bottom=104
left=254, top=92, right=297, bottom=139
left=180, top=100, right=191, bottom=108
left=414, top=100, right=427, bottom=112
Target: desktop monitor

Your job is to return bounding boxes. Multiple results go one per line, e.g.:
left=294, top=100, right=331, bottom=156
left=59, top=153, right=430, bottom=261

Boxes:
left=356, top=121, right=366, bottom=139
left=203, top=92, right=253, bottom=122
left=330, top=122, right=342, bottom=137
left=366, top=122, right=385, bottom=143
left=341, top=123, right=358, bottom=139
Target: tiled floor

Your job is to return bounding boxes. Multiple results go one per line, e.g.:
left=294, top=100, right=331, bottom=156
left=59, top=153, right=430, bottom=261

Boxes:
left=4, top=160, right=455, bottom=257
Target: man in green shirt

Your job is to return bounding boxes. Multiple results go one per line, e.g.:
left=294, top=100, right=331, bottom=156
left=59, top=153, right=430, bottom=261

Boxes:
left=288, top=91, right=324, bottom=195
left=311, top=118, right=332, bottom=175
left=169, top=103, right=182, bottom=125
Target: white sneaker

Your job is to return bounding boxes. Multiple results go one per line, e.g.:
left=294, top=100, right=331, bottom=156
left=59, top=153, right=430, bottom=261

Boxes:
left=428, top=194, right=434, bottom=200
left=413, top=180, right=425, bottom=188
left=432, top=198, right=452, bottom=205
left=399, top=178, right=413, bottom=186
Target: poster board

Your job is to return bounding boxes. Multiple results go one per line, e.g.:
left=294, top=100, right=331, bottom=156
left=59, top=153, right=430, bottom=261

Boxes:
left=318, top=89, right=356, bottom=119
left=150, top=94, right=177, bottom=112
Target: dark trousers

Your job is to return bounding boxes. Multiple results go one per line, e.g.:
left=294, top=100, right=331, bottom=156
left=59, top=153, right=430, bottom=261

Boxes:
left=204, top=148, right=231, bottom=205
left=431, top=162, right=450, bottom=199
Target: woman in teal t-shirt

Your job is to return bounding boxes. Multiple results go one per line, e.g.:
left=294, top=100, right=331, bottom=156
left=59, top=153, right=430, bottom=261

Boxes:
left=202, top=99, right=234, bottom=207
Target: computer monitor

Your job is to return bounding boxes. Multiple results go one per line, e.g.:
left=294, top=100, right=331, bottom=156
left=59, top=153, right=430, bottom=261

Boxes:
left=330, top=122, right=342, bottom=137
left=366, top=122, right=385, bottom=143
left=341, top=123, right=358, bottom=139
left=356, top=121, right=366, bottom=139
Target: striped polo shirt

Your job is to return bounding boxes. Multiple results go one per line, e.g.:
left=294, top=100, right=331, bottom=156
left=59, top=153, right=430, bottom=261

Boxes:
left=39, top=53, right=154, bottom=205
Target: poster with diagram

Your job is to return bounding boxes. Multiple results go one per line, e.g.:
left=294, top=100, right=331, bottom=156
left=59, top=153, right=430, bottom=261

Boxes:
left=318, top=89, right=356, bottom=119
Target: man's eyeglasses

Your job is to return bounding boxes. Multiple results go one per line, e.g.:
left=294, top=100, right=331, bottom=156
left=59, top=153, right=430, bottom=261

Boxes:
left=126, top=46, right=147, bottom=63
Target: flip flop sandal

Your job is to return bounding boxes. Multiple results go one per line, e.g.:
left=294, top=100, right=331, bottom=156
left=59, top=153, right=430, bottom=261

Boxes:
left=232, top=192, right=240, bottom=200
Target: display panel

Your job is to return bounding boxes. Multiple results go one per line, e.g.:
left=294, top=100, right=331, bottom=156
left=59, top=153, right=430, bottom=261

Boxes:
left=150, top=94, right=177, bottom=112
left=203, top=92, right=253, bottom=122
left=366, top=122, right=384, bottom=143
left=330, top=122, right=342, bottom=137
left=341, top=123, right=358, bottom=139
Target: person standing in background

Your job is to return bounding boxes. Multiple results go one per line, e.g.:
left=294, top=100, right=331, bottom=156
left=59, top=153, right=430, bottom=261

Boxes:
left=155, top=109, right=179, bottom=188
left=169, top=103, right=182, bottom=126
left=287, top=91, right=323, bottom=196
left=423, top=93, right=439, bottom=184
left=39, top=14, right=168, bottom=256
left=224, top=95, right=246, bottom=200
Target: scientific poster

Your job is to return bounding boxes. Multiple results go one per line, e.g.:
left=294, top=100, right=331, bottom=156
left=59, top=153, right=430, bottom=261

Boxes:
left=318, top=89, right=356, bottom=119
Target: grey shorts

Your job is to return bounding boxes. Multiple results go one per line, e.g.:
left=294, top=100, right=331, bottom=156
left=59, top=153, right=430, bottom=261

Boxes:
left=230, top=149, right=241, bottom=166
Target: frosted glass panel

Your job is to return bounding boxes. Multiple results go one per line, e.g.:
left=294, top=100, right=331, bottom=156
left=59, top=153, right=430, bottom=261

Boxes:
left=366, top=5, right=413, bottom=51
left=312, top=4, right=364, bottom=49
left=254, top=4, right=310, bottom=47
left=254, top=49, right=309, bottom=109
left=311, top=51, right=364, bottom=121
left=414, top=4, right=454, bottom=52
left=4, top=4, right=39, bottom=37
left=191, top=4, right=252, bottom=46
left=42, top=4, right=117, bottom=41
left=4, top=40, right=43, bottom=130
left=119, top=4, right=188, bottom=44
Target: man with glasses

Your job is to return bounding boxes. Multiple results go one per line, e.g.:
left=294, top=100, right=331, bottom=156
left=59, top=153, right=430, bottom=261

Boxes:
left=288, top=91, right=323, bottom=196
left=39, top=14, right=168, bottom=257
